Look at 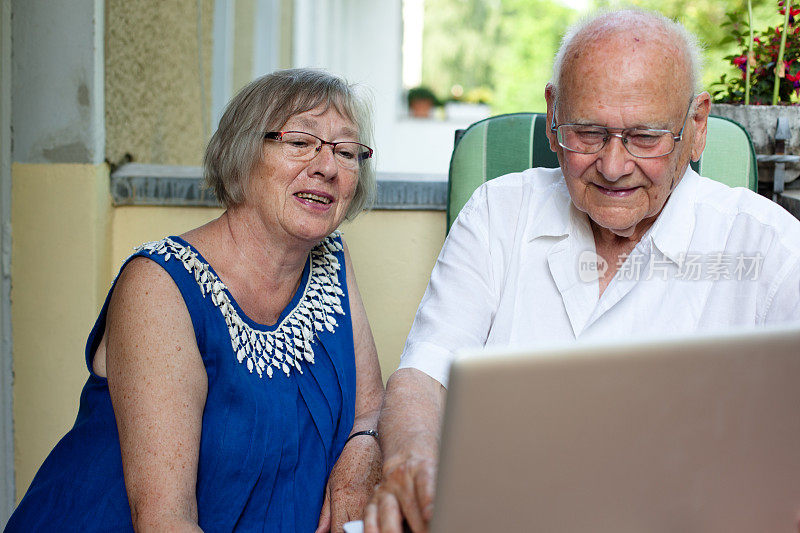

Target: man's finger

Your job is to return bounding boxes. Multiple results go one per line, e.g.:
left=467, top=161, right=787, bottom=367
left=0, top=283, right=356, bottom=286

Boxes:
left=363, top=497, right=380, bottom=533
left=413, top=464, right=437, bottom=522
left=391, top=478, right=427, bottom=532
left=376, top=489, right=406, bottom=533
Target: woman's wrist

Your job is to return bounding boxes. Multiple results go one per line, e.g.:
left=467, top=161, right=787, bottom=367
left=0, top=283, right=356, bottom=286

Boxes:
left=344, top=429, right=379, bottom=447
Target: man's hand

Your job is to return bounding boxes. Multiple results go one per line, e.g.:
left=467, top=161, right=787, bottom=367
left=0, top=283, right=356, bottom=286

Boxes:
left=364, top=451, right=437, bottom=532
left=316, top=435, right=382, bottom=533
left=363, top=369, right=446, bottom=533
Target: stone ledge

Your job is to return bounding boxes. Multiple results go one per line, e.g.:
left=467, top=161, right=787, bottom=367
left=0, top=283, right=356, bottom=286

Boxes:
left=110, top=163, right=447, bottom=210
left=109, top=163, right=800, bottom=220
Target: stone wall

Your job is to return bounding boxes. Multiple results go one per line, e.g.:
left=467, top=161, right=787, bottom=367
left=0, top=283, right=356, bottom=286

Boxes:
left=710, top=104, right=800, bottom=184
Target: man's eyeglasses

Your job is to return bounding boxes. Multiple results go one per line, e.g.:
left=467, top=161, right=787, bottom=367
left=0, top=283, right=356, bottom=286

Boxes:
left=264, top=131, right=373, bottom=170
left=550, top=101, right=694, bottom=159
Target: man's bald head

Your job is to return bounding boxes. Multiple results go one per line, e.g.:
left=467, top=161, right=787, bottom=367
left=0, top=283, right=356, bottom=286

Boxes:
left=550, top=10, right=703, bottom=103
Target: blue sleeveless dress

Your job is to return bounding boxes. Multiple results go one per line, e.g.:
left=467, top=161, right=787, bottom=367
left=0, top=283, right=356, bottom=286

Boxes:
left=6, top=233, right=356, bottom=532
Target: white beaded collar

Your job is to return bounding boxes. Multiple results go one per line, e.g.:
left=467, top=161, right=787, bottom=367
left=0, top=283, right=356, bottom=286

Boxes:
left=135, top=232, right=346, bottom=378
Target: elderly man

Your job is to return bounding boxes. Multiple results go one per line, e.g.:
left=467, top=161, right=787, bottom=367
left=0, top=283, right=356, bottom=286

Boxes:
left=364, top=9, right=800, bottom=533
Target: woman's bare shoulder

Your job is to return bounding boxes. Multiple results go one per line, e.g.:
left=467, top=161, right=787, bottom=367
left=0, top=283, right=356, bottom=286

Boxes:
left=113, top=255, right=185, bottom=309
left=107, top=255, right=200, bottom=357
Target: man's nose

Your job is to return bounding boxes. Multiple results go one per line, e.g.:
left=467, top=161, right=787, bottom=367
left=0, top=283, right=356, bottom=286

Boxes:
left=595, top=134, right=634, bottom=181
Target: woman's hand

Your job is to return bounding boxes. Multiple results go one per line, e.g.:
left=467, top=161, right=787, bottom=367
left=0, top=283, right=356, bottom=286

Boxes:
left=316, top=435, right=382, bottom=532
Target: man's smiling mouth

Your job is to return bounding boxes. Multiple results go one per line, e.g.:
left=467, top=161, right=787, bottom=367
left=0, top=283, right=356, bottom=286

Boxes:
left=594, top=184, right=639, bottom=197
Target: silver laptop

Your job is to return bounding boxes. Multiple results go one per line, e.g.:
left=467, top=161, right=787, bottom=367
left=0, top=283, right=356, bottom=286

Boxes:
left=432, top=325, right=800, bottom=532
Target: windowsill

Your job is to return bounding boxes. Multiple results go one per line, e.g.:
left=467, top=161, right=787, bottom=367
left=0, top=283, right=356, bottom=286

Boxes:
left=110, top=163, right=448, bottom=210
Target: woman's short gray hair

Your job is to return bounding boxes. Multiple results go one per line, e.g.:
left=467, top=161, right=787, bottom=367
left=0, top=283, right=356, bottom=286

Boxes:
left=550, top=9, right=705, bottom=100
left=204, top=68, right=376, bottom=219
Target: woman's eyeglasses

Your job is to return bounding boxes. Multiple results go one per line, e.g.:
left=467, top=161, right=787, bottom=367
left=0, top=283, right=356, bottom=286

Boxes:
left=264, top=131, right=373, bottom=170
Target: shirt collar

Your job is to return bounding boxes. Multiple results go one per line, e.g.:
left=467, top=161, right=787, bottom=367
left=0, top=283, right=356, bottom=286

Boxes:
left=525, top=166, right=699, bottom=264
left=646, top=166, right=698, bottom=265
left=525, top=176, right=573, bottom=241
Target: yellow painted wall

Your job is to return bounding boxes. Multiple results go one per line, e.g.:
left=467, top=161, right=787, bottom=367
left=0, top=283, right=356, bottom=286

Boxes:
left=11, top=163, right=112, bottom=500
left=341, top=212, right=445, bottom=379
left=110, top=206, right=223, bottom=272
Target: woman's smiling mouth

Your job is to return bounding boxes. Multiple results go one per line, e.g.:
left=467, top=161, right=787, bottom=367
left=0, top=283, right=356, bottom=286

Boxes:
left=294, top=192, right=333, bottom=205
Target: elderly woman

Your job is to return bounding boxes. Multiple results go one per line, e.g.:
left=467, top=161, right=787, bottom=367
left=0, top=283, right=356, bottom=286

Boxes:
left=7, top=69, right=383, bottom=532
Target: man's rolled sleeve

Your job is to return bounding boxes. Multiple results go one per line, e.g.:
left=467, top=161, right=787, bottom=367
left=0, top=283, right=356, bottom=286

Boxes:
left=397, top=341, right=457, bottom=387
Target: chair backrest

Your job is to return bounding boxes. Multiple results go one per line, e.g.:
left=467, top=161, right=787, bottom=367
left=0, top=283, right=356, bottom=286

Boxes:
left=696, top=115, right=758, bottom=191
left=447, top=113, right=758, bottom=231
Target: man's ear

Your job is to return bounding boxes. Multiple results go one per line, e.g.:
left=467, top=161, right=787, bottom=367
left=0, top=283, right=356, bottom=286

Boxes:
left=690, top=92, right=711, bottom=162
left=545, top=84, right=559, bottom=153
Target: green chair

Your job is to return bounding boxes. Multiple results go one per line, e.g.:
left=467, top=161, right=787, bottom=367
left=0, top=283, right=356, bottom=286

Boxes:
left=447, top=113, right=758, bottom=230
left=697, top=115, right=758, bottom=191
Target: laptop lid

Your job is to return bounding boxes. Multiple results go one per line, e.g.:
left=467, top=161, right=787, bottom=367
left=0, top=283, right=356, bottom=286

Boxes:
left=432, top=326, right=800, bottom=532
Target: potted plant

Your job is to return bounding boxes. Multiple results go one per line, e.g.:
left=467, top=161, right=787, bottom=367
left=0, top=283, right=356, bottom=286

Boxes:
left=407, top=86, right=440, bottom=118
left=710, top=0, right=800, bottom=185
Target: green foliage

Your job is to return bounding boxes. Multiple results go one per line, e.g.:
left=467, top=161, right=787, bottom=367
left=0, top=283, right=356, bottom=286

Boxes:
left=710, top=4, right=800, bottom=105
left=421, top=0, right=503, bottom=101
left=492, top=0, right=576, bottom=113
left=595, top=0, right=778, bottom=91
left=420, top=0, right=575, bottom=113
left=418, top=0, right=791, bottom=112
left=463, top=86, right=494, bottom=104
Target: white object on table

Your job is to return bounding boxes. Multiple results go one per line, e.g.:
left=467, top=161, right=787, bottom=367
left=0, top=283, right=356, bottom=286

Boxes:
left=342, top=520, right=364, bottom=533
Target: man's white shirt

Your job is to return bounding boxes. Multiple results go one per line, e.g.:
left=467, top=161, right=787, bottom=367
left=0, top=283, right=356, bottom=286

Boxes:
left=399, top=167, right=800, bottom=387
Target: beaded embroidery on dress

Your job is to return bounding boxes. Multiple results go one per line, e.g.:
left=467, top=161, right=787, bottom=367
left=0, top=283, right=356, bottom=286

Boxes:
left=135, top=232, right=346, bottom=379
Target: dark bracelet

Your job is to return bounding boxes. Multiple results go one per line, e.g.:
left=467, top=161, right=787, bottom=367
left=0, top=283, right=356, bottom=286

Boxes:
left=344, top=429, right=379, bottom=446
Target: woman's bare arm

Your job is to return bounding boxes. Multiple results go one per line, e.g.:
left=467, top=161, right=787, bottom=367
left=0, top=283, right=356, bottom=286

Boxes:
left=317, top=242, right=385, bottom=532
left=105, top=257, right=208, bottom=532
left=343, top=241, right=384, bottom=443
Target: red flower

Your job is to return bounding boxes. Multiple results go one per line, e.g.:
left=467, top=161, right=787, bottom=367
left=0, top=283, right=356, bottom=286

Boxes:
left=785, top=62, right=800, bottom=94
left=779, top=6, right=800, bottom=24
